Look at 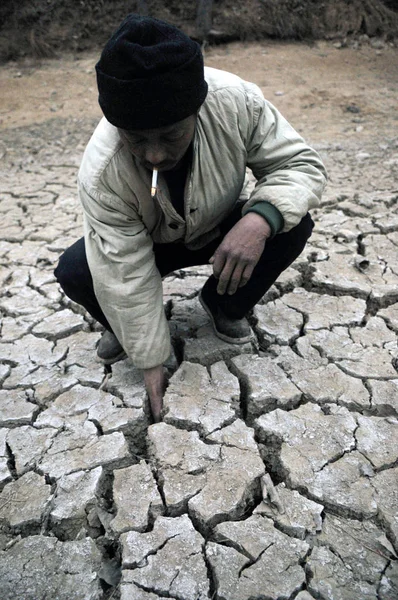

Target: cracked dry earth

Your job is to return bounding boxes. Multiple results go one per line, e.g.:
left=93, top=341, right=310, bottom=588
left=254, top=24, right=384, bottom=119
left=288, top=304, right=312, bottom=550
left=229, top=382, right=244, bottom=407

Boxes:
left=1, top=41, right=398, bottom=600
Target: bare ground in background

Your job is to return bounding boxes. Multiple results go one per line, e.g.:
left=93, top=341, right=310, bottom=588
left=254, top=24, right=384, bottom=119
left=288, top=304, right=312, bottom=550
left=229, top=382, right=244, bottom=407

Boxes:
left=0, top=38, right=397, bottom=144
left=1, top=38, right=397, bottom=211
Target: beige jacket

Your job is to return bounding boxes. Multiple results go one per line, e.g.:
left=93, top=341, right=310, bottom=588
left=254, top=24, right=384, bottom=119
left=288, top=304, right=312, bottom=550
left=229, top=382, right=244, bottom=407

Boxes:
left=79, top=67, right=326, bottom=368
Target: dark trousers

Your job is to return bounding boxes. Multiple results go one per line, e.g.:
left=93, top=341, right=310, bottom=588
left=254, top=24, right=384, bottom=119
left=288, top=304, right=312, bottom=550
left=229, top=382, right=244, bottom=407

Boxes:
left=54, top=207, right=314, bottom=331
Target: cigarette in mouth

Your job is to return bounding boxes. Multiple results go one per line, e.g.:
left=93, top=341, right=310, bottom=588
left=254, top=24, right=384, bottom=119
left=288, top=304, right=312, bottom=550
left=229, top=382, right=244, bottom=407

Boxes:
left=151, top=168, right=158, bottom=197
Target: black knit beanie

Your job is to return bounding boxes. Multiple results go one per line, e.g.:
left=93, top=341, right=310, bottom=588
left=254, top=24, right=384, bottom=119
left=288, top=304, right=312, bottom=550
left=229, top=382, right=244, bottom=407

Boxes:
left=96, top=14, right=208, bottom=130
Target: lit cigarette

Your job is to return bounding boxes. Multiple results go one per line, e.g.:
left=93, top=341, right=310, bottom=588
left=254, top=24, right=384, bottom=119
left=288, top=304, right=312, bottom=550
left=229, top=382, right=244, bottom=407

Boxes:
left=151, top=168, right=158, bottom=197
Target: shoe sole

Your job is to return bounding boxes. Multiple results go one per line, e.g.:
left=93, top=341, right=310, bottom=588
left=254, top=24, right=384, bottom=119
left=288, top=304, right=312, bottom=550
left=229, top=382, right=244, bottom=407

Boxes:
left=96, top=350, right=127, bottom=365
left=199, top=293, right=253, bottom=345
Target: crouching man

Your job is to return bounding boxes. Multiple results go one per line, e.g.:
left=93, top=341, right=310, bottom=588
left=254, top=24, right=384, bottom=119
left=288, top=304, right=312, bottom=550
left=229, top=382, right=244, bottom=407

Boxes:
left=55, top=14, right=327, bottom=422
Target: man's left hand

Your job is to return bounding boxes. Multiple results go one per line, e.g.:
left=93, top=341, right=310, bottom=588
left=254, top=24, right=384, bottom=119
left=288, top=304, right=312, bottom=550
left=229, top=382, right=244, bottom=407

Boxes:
left=209, top=212, right=272, bottom=295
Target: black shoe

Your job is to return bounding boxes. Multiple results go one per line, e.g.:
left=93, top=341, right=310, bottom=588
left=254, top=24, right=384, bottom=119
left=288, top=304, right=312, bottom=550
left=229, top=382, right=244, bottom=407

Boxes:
left=199, top=288, right=253, bottom=344
left=97, top=331, right=127, bottom=365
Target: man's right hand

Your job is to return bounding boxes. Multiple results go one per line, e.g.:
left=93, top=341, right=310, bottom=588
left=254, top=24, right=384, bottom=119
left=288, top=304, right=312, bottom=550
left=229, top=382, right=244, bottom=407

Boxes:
left=143, top=364, right=166, bottom=423
left=209, top=212, right=271, bottom=295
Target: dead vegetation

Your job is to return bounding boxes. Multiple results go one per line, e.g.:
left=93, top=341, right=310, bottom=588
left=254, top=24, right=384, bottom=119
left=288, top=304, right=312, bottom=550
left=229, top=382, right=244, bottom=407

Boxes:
left=215, top=0, right=398, bottom=41
left=0, top=0, right=397, bottom=62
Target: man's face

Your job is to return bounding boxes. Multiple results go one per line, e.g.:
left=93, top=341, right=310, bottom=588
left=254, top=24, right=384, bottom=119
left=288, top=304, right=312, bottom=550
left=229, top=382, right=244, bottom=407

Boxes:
left=118, top=114, right=197, bottom=172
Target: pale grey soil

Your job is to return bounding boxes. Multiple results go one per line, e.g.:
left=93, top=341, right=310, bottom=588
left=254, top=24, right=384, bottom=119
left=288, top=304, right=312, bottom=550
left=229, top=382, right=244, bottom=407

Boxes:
left=0, top=40, right=397, bottom=600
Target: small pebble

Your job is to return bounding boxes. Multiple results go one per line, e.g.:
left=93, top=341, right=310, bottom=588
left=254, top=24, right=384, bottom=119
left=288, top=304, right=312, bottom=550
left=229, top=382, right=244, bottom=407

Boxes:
left=346, top=104, right=361, bottom=114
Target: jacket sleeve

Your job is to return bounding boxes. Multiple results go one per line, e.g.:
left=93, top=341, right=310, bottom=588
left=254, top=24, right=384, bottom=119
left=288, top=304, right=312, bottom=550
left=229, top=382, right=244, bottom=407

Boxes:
left=242, top=87, right=327, bottom=232
left=79, top=181, right=171, bottom=369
